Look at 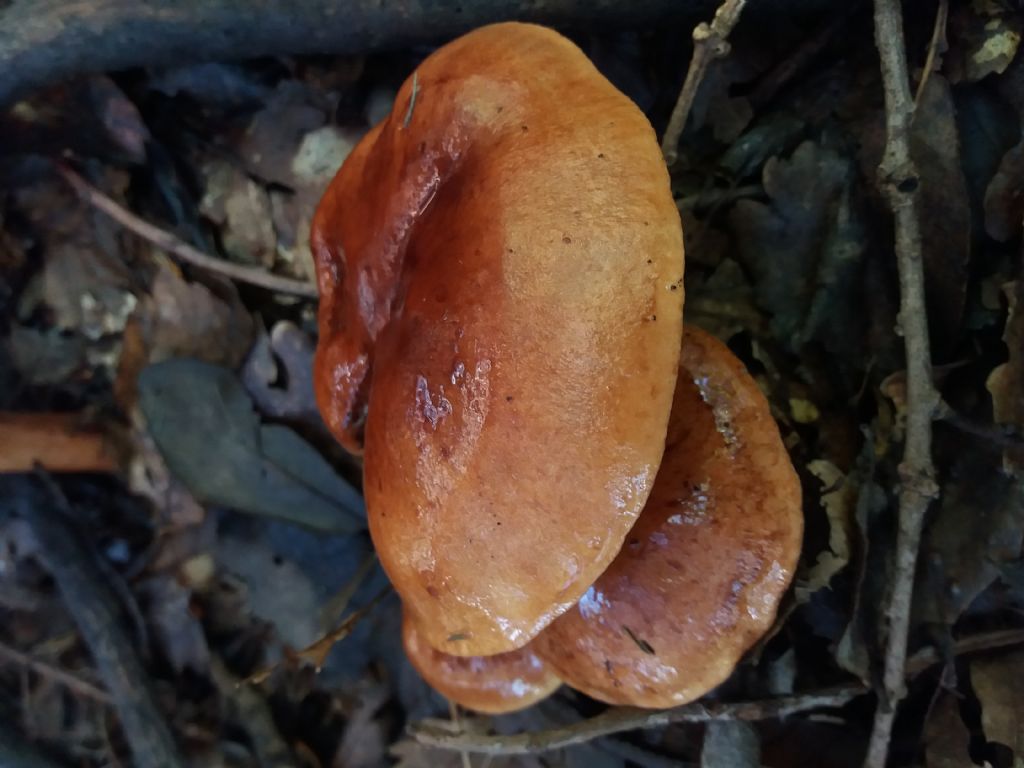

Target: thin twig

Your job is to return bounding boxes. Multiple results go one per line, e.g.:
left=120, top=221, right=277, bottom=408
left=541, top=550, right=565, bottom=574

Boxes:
left=864, top=0, right=941, bottom=765
left=57, top=166, right=318, bottom=298
left=0, top=641, right=112, bottom=704
left=905, top=628, right=1024, bottom=677
left=18, top=472, right=186, bottom=768
left=661, top=0, right=747, bottom=164
left=411, top=687, right=862, bottom=755
left=912, top=0, right=949, bottom=112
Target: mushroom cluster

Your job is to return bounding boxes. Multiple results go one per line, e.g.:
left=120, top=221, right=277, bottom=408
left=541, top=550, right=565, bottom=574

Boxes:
left=313, top=22, right=803, bottom=713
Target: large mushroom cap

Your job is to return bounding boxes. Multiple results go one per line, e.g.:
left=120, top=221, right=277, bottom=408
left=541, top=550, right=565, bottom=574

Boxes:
left=534, top=327, right=803, bottom=707
left=313, top=23, right=684, bottom=656
left=402, top=613, right=560, bottom=714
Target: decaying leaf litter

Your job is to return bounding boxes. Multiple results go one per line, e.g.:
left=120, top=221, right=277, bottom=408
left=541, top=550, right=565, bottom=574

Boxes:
left=1, top=1, right=1023, bottom=766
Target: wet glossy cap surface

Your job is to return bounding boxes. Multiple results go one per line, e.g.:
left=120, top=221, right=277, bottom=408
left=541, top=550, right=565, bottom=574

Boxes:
left=313, top=23, right=684, bottom=655
left=402, top=613, right=560, bottom=714
left=534, top=327, right=803, bottom=707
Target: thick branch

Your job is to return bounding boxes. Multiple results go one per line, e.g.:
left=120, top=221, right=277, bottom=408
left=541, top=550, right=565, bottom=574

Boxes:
left=863, top=0, right=941, bottom=766
left=0, top=0, right=730, bottom=107
left=411, top=687, right=862, bottom=755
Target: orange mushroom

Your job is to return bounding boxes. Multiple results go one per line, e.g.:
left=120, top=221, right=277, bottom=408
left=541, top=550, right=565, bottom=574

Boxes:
left=312, top=22, right=684, bottom=656
left=313, top=21, right=801, bottom=713
left=533, top=327, right=802, bottom=707
left=402, top=614, right=561, bottom=714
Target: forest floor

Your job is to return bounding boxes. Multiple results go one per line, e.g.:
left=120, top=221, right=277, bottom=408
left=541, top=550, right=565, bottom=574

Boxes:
left=1, top=2, right=1023, bottom=767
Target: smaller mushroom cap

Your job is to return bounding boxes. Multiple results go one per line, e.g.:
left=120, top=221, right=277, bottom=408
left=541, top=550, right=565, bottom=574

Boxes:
left=534, top=327, right=803, bottom=708
left=402, top=613, right=561, bottom=714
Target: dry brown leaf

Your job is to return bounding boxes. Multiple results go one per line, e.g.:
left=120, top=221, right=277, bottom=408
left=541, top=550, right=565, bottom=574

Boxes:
left=972, top=648, right=1024, bottom=760
left=199, top=161, right=277, bottom=268
left=923, top=693, right=975, bottom=768
left=797, top=460, right=855, bottom=599
left=984, top=139, right=1024, bottom=242
left=911, top=74, right=971, bottom=346
left=115, top=263, right=253, bottom=410
left=241, top=320, right=321, bottom=427
left=987, top=281, right=1024, bottom=473
left=948, top=0, right=1023, bottom=82
left=234, top=82, right=363, bottom=281
left=14, top=181, right=136, bottom=340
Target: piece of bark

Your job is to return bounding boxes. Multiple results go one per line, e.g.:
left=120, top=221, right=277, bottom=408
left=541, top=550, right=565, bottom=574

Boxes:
left=0, top=412, right=116, bottom=474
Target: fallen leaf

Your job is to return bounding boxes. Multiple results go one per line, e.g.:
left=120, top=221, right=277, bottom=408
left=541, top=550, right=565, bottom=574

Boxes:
left=138, top=358, right=364, bottom=533
left=216, top=532, right=322, bottom=652
left=701, top=721, right=760, bottom=768
left=731, top=140, right=866, bottom=366
left=916, top=438, right=1024, bottom=628
left=334, top=679, right=389, bottom=768
left=685, top=257, right=767, bottom=341
left=987, top=281, right=1024, bottom=473
left=911, top=75, right=972, bottom=345
left=209, top=658, right=296, bottom=768
left=236, top=82, right=361, bottom=281
left=139, top=575, right=211, bottom=675
left=693, top=62, right=754, bottom=145
left=797, top=460, right=855, bottom=599
left=718, top=113, right=805, bottom=180
left=790, top=398, right=821, bottom=425
left=835, top=436, right=890, bottom=683
left=984, top=138, right=1024, bottom=241
left=15, top=181, right=136, bottom=341
left=924, top=693, right=975, bottom=768
left=948, top=0, right=1023, bottom=83
left=241, top=320, right=321, bottom=427
left=126, top=426, right=207, bottom=528
left=972, top=648, right=1024, bottom=760
left=6, top=325, right=85, bottom=385
left=0, top=76, right=148, bottom=165
left=116, top=263, right=254, bottom=410
left=88, top=75, right=150, bottom=165
left=199, top=160, right=277, bottom=267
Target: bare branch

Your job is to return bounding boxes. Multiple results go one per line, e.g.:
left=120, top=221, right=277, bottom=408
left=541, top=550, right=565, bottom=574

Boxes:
left=411, top=687, right=862, bottom=755
left=57, top=166, right=319, bottom=299
left=863, top=0, right=941, bottom=765
left=661, top=0, right=747, bottom=164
